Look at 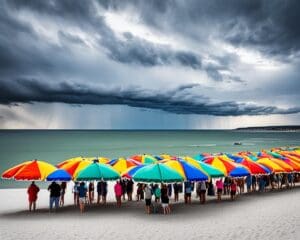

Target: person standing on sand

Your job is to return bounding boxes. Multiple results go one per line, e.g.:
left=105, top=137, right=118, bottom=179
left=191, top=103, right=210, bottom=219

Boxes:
left=230, top=179, right=237, bottom=201
left=246, top=175, right=252, bottom=193
left=216, top=178, right=223, bottom=202
left=126, top=179, right=134, bottom=201
left=101, top=181, right=108, bottom=204
left=27, top=181, right=40, bottom=212
left=48, top=181, right=61, bottom=212
left=144, top=184, right=152, bottom=214
left=120, top=179, right=126, bottom=201
left=73, top=181, right=79, bottom=206
left=207, top=179, right=215, bottom=196
left=114, top=180, right=123, bottom=207
left=154, top=184, right=161, bottom=203
left=161, top=184, right=171, bottom=214
left=184, top=181, right=192, bottom=204
left=173, top=183, right=179, bottom=202
left=78, top=181, right=87, bottom=213
left=199, top=181, right=207, bottom=204
left=97, top=181, right=102, bottom=204
left=60, top=182, right=67, bottom=206
left=88, top=181, right=94, bottom=204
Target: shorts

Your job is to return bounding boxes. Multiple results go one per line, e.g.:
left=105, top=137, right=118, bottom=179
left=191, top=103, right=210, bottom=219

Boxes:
left=145, top=199, right=151, bottom=206
left=231, top=190, right=236, bottom=195
left=162, top=203, right=168, bottom=208
left=217, top=189, right=223, bottom=194
left=185, top=193, right=191, bottom=197
left=79, top=197, right=85, bottom=204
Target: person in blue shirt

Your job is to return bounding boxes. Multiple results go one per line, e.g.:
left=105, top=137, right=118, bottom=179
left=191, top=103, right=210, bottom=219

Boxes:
left=78, top=182, right=87, bottom=213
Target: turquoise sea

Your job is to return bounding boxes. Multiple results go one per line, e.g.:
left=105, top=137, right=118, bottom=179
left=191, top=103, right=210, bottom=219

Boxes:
left=1, top=130, right=300, bottom=188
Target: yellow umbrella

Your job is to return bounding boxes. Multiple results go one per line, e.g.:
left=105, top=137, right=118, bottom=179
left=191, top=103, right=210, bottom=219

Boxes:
left=269, top=158, right=293, bottom=172
left=257, top=158, right=284, bottom=173
left=60, top=158, right=94, bottom=178
left=109, top=157, right=141, bottom=174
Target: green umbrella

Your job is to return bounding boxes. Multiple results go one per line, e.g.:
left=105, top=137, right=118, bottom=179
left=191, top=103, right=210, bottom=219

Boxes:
left=184, top=156, right=224, bottom=178
left=75, top=162, right=120, bottom=181
left=132, top=163, right=184, bottom=183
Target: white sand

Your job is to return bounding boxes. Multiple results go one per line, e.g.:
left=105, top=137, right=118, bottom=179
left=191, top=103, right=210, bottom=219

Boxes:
left=0, top=182, right=300, bottom=240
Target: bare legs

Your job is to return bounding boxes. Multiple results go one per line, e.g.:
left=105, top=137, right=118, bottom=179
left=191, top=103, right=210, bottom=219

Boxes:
left=29, top=201, right=36, bottom=212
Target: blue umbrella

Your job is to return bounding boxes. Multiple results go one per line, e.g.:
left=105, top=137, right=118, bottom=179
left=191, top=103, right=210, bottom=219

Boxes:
left=46, top=169, right=72, bottom=181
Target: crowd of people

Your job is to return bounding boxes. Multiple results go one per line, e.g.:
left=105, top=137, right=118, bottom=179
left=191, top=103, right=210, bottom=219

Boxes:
left=26, top=173, right=300, bottom=214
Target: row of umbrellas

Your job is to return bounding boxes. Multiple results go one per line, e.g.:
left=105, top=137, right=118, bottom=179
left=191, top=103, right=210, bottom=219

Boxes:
left=2, top=147, right=300, bottom=183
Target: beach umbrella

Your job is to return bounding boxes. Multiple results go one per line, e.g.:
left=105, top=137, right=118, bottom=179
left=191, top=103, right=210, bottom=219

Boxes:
left=130, top=154, right=158, bottom=164
left=59, top=158, right=95, bottom=178
left=228, top=155, right=271, bottom=175
left=75, top=162, right=120, bottom=181
left=280, top=158, right=300, bottom=172
left=279, top=152, right=300, bottom=164
left=256, top=158, right=284, bottom=173
left=160, top=154, right=177, bottom=160
left=132, top=163, right=184, bottom=183
left=2, top=160, right=56, bottom=181
left=56, top=157, right=85, bottom=168
left=108, top=157, right=142, bottom=174
left=121, top=165, right=145, bottom=179
left=164, top=159, right=208, bottom=181
left=46, top=169, right=72, bottom=181
left=204, top=157, right=250, bottom=177
left=268, top=158, right=294, bottom=172
left=183, top=156, right=224, bottom=178
left=57, top=156, right=108, bottom=168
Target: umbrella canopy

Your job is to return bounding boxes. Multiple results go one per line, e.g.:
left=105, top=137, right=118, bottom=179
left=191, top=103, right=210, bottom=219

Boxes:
left=281, top=158, right=300, bottom=171
left=256, top=158, right=284, bottom=173
left=164, top=159, right=208, bottom=181
left=229, top=156, right=271, bottom=175
left=160, top=154, right=177, bottom=160
left=2, top=160, right=56, bottom=181
left=75, top=162, right=120, bottom=181
left=46, top=169, right=72, bottom=181
left=133, top=163, right=184, bottom=183
left=108, top=157, right=141, bottom=173
left=183, top=156, right=224, bottom=178
left=121, top=165, right=145, bottom=179
left=268, top=158, right=294, bottom=172
left=57, top=157, right=108, bottom=168
left=130, top=154, right=158, bottom=164
left=204, top=157, right=250, bottom=177
left=59, top=159, right=94, bottom=178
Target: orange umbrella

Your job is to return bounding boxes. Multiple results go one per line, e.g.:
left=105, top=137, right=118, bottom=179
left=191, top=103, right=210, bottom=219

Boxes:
left=2, top=160, right=56, bottom=180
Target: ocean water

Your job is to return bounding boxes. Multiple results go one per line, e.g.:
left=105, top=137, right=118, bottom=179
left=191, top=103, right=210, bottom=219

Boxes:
left=0, top=130, right=300, bottom=188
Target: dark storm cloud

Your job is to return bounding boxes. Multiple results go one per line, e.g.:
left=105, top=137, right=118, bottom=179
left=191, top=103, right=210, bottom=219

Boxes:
left=100, top=0, right=300, bottom=59
left=0, top=78, right=299, bottom=116
left=0, top=0, right=241, bottom=82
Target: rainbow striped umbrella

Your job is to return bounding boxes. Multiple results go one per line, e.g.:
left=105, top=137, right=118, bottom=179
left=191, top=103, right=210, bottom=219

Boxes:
left=130, top=154, right=158, bottom=164
left=108, top=157, right=142, bottom=174
left=183, top=156, right=224, bottom=178
left=164, top=159, right=208, bottom=181
left=204, top=157, right=250, bottom=177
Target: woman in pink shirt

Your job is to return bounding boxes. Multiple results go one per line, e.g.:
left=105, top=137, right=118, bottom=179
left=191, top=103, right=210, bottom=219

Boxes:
left=216, top=178, right=224, bottom=202
left=114, top=180, right=123, bottom=207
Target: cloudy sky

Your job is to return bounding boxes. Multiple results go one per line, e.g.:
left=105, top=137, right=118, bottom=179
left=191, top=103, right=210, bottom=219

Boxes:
left=0, top=0, right=300, bottom=129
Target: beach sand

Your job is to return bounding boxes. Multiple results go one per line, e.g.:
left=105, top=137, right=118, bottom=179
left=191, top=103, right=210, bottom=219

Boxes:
left=0, top=184, right=300, bottom=240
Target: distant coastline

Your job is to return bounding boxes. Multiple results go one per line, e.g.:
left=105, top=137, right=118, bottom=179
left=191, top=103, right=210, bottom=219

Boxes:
left=236, top=125, right=300, bottom=132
